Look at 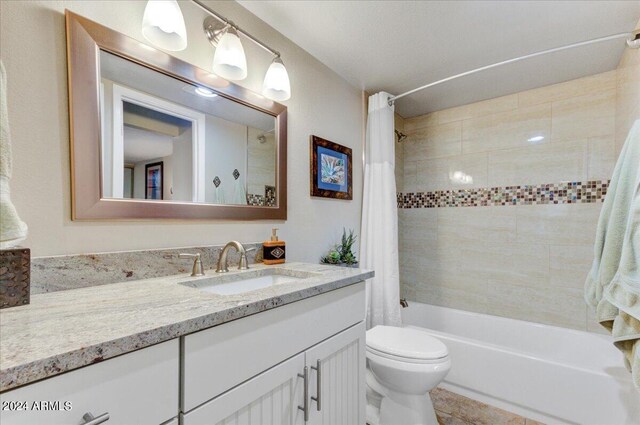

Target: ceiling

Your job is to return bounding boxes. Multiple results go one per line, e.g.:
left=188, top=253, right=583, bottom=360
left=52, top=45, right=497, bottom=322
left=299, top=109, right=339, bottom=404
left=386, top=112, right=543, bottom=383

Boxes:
left=238, top=1, right=640, bottom=118
left=123, top=126, right=175, bottom=163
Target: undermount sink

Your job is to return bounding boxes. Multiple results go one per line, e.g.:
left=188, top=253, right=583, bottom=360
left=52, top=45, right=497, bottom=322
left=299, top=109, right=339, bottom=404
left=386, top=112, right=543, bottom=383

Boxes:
left=179, top=269, right=317, bottom=295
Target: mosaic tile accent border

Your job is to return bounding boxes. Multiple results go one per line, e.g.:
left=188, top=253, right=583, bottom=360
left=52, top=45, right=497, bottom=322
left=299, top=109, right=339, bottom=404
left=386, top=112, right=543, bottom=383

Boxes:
left=246, top=193, right=277, bottom=207
left=398, top=180, right=609, bottom=209
left=247, top=193, right=265, bottom=206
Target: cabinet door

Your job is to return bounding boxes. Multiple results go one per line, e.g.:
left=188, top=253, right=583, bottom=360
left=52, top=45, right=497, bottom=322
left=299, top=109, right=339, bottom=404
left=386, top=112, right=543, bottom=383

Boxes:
left=183, top=353, right=306, bottom=425
left=306, top=322, right=366, bottom=425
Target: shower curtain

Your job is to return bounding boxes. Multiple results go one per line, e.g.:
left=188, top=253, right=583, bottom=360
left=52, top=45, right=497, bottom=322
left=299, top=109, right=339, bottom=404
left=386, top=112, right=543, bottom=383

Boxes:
left=360, top=92, right=402, bottom=329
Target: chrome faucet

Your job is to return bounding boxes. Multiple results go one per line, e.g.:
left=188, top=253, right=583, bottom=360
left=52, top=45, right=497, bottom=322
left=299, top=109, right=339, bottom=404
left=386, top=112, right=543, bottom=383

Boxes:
left=216, top=241, right=254, bottom=273
left=179, top=253, right=205, bottom=277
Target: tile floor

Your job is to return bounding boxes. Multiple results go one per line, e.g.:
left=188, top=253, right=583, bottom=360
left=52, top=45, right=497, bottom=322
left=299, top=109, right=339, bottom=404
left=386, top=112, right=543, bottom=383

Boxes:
left=431, top=387, right=545, bottom=425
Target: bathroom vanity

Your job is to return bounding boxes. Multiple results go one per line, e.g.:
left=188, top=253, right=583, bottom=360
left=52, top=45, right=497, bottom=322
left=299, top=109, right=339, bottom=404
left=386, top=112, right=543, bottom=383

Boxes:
left=0, top=263, right=372, bottom=424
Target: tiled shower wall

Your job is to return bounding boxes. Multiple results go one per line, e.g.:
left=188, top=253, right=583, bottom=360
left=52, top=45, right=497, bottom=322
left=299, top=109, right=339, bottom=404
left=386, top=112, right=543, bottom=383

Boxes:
left=398, top=45, right=639, bottom=332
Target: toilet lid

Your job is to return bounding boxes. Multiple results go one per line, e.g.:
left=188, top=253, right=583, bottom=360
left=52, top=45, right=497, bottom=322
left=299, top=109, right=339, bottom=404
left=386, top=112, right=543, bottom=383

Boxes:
left=366, top=326, right=448, bottom=360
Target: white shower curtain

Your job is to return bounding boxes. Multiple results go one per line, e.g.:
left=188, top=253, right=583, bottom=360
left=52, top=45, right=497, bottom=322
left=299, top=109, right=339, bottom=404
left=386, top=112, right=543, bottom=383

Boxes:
left=360, top=92, right=402, bottom=329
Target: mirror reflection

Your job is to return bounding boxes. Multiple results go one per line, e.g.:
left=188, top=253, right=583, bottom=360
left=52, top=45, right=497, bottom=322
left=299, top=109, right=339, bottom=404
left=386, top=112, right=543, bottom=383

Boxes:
left=99, top=50, right=277, bottom=206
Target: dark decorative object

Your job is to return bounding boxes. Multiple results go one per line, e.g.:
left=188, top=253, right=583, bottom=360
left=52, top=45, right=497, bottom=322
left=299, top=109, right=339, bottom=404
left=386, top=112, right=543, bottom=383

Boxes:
left=0, top=247, right=30, bottom=309
left=213, top=176, right=221, bottom=188
left=321, top=229, right=358, bottom=267
left=145, top=161, right=163, bottom=200
left=233, top=169, right=240, bottom=180
left=265, top=185, right=276, bottom=207
left=310, top=135, right=352, bottom=200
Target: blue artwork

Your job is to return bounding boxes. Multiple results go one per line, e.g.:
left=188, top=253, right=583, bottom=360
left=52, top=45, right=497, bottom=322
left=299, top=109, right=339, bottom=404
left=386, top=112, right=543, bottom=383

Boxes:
left=317, top=146, right=348, bottom=192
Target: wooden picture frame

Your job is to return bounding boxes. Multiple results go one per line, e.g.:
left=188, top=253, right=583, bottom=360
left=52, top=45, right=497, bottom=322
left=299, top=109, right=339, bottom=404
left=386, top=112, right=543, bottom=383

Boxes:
left=145, top=161, right=163, bottom=200
left=310, top=135, right=352, bottom=200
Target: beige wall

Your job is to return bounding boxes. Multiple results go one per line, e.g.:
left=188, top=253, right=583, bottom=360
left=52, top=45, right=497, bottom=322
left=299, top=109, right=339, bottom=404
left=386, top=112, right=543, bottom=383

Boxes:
left=0, top=0, right=364, bottom=259
left=399, top=44, right=639, bottom=331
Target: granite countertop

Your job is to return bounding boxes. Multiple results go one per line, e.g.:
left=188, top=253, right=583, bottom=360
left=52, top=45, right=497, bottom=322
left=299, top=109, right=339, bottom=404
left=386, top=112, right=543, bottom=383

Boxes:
left=0, top=262, right=373, bottom=392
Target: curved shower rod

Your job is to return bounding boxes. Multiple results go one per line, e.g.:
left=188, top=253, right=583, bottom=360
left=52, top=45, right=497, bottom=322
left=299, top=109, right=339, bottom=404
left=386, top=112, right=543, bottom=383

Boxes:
left=387, top=29, right=640, bottom=106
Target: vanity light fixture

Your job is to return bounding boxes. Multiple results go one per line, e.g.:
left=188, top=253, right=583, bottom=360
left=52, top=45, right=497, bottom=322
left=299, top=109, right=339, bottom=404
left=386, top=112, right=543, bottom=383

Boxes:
left=195, top=0, right=291, bottom=100
left=141, top=0, right=188, bottom=51
left=194, top=87, right=218, bottom=98
left=527, top=135, right=545, bottom=143
left=212, top=25, right=248, bottom=81
left=263, top=56, right=291, bottom=101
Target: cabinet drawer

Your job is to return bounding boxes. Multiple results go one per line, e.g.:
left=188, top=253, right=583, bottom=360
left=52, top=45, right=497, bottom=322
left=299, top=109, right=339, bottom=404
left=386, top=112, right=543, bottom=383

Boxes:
left=0, top=339, right=179, bottom=425
left=182, top=281, right=365, bottom=411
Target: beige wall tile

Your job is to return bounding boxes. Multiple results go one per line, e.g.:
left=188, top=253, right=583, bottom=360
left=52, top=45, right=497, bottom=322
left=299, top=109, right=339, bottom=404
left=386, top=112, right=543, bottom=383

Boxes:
left=481, top=242, right=550, bottom=288
left=404, top=269, right=488, bottom=314
left=587, top=136, right=616, bottom=181
left=406, top=121, right=462, bottom=160
left=438, top=206, right=517, bottom=244
left=394, top=113, right=405, bottom=131
left=550, top=244, right=593, bottom=290
left=615, top=57, right=640, bottom=155
left=551, top=89, right=615, bottom=143
left=486, top=282, right=587, bottom=330
left=462, top=103, right=552, bottom=154
left=416, top=153, right=488, bottom=191
left=519, top=71, right=616, bottom=107
left=395, top=139, right=405, bottom=192
left=437, top=94, right=518, bottom=124
left=516, top=203, right=602, bottom=245
left=403, top=161, right=417, bottom=192
left=399, top=208, right=438, bottom=243
left=405, top=112, right=438, bottom=132
left=488, top=140, right=588, bottom=187
left=398, top=65, right=626, bottom=332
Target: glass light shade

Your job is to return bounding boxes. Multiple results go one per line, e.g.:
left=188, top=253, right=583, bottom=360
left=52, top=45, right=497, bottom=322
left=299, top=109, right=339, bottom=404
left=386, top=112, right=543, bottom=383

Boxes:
left=262, top=57, right=291, bottom=101
left=141, top=0, right=188, bottom=51
left=212, top=27, right=248, bottom=81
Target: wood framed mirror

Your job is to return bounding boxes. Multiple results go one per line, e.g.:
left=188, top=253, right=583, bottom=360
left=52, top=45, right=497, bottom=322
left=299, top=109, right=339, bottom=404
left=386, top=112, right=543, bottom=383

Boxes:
left=66, top=11, right=287, bottom=220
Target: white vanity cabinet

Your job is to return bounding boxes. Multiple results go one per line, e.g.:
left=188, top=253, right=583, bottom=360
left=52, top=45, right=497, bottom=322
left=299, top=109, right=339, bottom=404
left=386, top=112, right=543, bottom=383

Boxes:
left=182, top=282, right=366, bottom=425
left=0, top=339, right=180, bottom=425
left=0, top=281, right=366, bottom=425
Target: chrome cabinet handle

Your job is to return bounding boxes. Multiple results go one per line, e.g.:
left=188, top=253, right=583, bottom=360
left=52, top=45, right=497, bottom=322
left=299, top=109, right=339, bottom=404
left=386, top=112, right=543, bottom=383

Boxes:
left=81, top=412, right=110, bottom=425
left=311, top=360, right=321, bottom=411
left=298, top=366, right=309, bottom=422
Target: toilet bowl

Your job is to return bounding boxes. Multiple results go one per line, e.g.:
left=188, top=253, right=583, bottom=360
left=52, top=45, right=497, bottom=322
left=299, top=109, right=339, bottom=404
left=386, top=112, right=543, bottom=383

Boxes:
left=366, top=326, right=451, bottom=425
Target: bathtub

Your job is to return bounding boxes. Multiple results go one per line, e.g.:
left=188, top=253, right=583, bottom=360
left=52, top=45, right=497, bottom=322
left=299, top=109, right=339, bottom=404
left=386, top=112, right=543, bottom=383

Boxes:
left=401, top=302, right=640, bottom=425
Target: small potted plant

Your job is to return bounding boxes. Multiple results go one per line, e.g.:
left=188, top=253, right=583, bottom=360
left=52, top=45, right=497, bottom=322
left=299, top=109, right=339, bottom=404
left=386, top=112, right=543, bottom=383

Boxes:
left=321, top=228, right=358, bottom=268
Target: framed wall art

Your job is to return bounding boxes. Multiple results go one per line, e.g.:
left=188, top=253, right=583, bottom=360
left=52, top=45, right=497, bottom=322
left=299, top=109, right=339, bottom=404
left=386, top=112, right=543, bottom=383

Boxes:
left=145, top=161, right=163, bottom=200
left=310, top=135, right=352, bottom=200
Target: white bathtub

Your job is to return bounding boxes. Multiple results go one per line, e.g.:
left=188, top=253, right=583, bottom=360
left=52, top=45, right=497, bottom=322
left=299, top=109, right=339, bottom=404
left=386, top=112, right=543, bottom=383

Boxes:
left=402, top=302, right=640, bottom=425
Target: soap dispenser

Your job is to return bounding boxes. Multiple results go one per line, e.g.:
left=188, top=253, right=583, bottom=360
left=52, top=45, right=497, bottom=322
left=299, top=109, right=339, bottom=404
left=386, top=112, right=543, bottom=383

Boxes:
left=263, top=228, right=286, bottom=265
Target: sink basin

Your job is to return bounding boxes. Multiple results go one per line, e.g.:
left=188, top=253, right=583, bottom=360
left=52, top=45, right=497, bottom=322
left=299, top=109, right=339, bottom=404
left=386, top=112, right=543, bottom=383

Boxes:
left=179, top=269, right=317, bottom=295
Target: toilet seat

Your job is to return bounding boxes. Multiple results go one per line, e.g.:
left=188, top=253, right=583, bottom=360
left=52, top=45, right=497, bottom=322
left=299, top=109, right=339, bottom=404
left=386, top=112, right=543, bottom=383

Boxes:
left=366, top=326, right=448, bottom=361
left=366, top=346, right=449, bottom=364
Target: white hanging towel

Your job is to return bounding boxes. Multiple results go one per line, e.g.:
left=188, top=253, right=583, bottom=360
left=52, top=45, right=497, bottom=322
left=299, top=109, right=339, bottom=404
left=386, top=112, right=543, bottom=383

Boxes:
left=360, top=92, right=402, bottom=329
left=585, top=119, right=640, bottom=388
left=0, top=60, right=28, bottom=248
left=233, top=178, right=247, bottom=205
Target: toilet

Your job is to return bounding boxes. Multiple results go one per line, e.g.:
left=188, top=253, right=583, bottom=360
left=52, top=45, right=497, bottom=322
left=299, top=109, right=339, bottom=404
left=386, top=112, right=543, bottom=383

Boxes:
left=366, top=326, right=451, bottom=425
